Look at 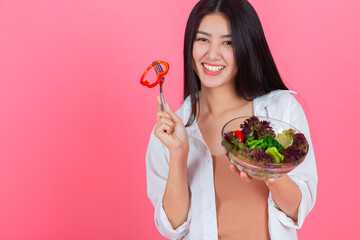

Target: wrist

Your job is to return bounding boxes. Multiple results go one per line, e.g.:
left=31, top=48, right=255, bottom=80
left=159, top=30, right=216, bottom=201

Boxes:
left=169, top=142, right=189, bottom=157
left=169, top=146, right=189, bottom=165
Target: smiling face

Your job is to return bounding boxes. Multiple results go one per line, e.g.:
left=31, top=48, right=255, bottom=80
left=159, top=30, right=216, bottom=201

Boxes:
left=192, top=13, right=237, bottom=89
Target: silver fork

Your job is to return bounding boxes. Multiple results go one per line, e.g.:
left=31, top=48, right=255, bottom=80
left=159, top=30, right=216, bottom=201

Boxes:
left=153, top=61, right=166, bottom=111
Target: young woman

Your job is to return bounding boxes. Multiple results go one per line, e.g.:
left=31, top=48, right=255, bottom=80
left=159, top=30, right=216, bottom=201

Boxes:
left=146, top=0, right=317, bottom=239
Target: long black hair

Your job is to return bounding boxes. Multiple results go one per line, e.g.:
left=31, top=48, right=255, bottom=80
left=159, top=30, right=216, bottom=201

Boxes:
left=183, top=0, right=288, bottom=127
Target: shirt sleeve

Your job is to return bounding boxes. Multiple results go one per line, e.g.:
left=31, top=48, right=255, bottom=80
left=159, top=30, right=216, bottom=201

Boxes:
left=146, top=132, right=191, bottom=239
left=268, top=94, right=318, bottom=229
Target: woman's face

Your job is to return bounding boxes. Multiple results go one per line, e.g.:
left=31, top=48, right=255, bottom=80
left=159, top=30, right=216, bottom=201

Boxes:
left=192, top=13, right=237, bottom=89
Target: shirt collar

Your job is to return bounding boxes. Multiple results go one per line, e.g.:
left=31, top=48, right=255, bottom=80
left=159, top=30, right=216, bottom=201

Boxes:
left=178, top=90, right=297, bottom=137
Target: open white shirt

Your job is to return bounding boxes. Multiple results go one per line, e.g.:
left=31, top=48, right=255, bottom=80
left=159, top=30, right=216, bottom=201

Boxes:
left=146, top=90, right=318, bottom=240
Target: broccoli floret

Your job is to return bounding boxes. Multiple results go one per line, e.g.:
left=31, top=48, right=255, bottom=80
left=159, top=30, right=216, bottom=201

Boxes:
left=265, top=147, right=284, bottom=163
left=247, top=134, right=283, bottom=152
left=262, top=135, right=284, bottom=151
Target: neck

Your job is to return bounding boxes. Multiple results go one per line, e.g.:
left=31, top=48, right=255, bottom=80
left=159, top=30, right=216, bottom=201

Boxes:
left=199, top=84, right=249, bottom=116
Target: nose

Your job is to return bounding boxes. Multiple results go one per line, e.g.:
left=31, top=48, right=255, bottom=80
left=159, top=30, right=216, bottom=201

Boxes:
left=207, top=42, right=221, bottom=60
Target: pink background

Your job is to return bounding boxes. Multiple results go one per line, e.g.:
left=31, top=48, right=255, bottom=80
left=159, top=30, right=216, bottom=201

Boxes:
left=0, top=0, right=359, bottom=239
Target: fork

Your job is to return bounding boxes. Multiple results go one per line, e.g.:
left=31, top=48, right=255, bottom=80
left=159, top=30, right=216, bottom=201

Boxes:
left=153, top=61, right=166, bottom=111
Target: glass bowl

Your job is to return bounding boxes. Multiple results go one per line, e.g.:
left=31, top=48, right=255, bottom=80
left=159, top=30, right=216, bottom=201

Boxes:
left=221, top=116, right=308, bottom=180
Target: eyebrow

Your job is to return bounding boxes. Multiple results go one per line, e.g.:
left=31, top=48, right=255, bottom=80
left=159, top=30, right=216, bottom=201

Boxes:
left=197, top=30, right=231, bottom=38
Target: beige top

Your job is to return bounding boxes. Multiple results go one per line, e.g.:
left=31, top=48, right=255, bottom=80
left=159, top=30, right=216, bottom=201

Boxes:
left=213, top=155, right=271, bottom=240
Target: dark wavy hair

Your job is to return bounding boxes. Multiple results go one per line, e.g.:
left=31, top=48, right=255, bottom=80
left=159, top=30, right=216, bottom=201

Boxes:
left=183, top=0, right=288, bottom=127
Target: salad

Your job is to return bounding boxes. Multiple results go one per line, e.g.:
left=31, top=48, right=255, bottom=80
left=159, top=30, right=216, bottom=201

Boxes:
left=222, top=116, right=309, bottom=166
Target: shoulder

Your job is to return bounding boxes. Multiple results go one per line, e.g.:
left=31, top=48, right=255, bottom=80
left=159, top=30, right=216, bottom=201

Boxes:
left=254, top=89, right=298, bottom=107
left=254, top=90, right=301, bottom=122
left=254, top=89, right=300, bottom=112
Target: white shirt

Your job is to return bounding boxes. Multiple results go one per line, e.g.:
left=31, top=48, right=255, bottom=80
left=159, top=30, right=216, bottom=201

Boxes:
left=146, top=90, right=318, bottom=240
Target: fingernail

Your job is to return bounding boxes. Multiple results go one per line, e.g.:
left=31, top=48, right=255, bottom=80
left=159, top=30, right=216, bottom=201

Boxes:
left=266, top=178, right=275, bottom=186
left=240, top=172, right=246, bottom=180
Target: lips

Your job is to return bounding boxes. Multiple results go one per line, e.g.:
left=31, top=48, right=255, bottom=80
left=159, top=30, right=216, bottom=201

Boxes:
left=202, top=63, right=225, bottom=75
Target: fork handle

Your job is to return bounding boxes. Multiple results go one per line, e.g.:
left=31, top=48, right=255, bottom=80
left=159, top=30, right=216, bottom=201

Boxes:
left=160, top=82, right=166, bottom=112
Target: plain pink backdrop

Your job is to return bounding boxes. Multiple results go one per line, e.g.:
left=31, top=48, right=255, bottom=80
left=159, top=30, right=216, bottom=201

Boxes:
left=0, top=0, right=359, bottom=239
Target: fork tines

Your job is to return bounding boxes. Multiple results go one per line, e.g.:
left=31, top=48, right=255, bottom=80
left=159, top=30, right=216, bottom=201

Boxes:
left=153, top=61, right=164, bottom=74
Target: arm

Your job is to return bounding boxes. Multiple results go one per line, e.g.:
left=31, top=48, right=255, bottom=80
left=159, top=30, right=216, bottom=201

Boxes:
left=146, top=96, right=191, bottom=238
left=163, top=149, right=190, bottom=228
left=230, top=93, right=317, bottom=227
left=268, top=94, right=318, bottom=228
left=265, top=175, right=301, bottom=221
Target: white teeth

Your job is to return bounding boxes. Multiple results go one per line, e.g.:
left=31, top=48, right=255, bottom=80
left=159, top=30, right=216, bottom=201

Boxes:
left=203, top=63, right=224, bottom=72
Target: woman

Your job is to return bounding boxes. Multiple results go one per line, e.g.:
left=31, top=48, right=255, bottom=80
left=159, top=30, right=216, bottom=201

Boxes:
left=146, top=0, right=317, bottom=239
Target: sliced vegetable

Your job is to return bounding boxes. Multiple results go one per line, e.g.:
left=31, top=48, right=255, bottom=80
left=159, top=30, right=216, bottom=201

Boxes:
left=265, top=147, right=284, bottom=163
left=247, top=139, right=267, bottom=151
left=140, top=60, right=169, bottom=88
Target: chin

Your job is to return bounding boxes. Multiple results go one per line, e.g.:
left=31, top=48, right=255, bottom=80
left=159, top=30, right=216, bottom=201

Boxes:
left=199, top=74, right=231, bottom=88
left=200, top=80, right=226, bottom=89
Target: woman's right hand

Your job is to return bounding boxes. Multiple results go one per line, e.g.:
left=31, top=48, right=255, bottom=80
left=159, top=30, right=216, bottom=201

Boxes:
left=154, top=96, right=189, bottom=155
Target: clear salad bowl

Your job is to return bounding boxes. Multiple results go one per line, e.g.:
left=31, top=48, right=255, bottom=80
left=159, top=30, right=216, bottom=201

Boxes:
left=221, top=116, right=309, bottom=180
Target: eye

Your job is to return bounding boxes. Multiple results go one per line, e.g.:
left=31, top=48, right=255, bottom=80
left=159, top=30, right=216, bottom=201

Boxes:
left=223, top=41, right=232, bottom=45
left=196, top=37, right=209, bottom=42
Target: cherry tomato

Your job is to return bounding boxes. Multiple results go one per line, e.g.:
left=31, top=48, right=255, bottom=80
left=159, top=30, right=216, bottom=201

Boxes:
left=234, top=130, right=243, bottom=143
